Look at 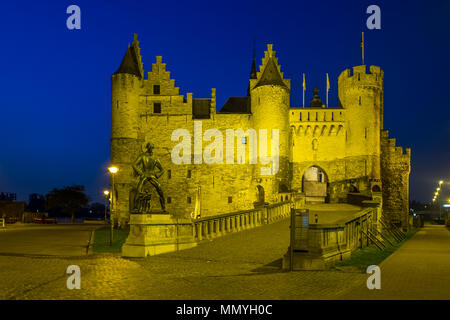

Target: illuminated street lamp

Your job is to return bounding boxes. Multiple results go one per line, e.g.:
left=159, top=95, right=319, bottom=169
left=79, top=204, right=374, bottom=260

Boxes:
left=109, top=166, right=118, bottom=174
left=439, top=180, right=444, bottom=185
left=103, top=190, right=110, bottom=225
left=108, top=166, right=118, bottom=245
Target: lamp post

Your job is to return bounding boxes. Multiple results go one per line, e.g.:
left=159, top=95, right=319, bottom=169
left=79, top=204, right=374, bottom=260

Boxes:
left=108, top=166, right=118, bottom=246
left=438, top=181, right=444, bottom=221
left=433, top=180, right=445, bottom=222
left=103, top=190, right=109, bottom=225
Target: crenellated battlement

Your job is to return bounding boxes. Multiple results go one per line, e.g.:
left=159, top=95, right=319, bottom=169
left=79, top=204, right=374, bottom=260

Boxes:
left=110, top=35, right=411, bottom=230
left=290, top=108, right=345, bottom=123
left=338, top=65, right=383, bottom=89
left=381, top=130, right=411, bottom=161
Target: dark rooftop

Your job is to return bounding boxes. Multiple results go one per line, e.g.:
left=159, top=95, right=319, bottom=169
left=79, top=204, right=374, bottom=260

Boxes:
left=254, top=58, right=288, bottom=89
left=218, top=97, right=250, bottom=114
left=193, top=99, right=211, bottom=119
left=114, top=45, right=142, bottom=78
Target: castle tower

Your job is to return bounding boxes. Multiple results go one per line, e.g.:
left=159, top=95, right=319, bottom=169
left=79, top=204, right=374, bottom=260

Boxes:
left=110, top=34, right=144, bottom=227
left=337, top=65, right=384, bottom=183
left=249, top=44, right=291, bottom=201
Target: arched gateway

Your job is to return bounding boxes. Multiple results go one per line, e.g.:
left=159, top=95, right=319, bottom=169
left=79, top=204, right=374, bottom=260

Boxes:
left=302, top=166, right=328, bottom=203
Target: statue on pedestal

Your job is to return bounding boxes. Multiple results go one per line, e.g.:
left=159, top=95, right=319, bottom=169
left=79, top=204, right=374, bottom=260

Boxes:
left=131, top=142, right=166, bottom=213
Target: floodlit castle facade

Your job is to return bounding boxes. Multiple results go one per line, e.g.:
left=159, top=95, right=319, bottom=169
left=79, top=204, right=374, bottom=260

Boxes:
left=110, top=34, right=411, bottom=229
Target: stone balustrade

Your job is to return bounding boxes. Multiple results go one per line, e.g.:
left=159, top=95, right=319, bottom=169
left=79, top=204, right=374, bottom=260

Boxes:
left=283, top=207, right=379, bottom=270
left=193, top=199, right=302, bottom=242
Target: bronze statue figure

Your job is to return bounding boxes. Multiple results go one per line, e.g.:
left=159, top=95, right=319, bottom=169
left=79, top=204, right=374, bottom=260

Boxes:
left=132, top=142, right=166, bottom=213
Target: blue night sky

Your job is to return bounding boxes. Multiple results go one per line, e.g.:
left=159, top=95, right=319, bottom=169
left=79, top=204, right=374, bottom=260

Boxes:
left=0, top=0, right=448, bottom=203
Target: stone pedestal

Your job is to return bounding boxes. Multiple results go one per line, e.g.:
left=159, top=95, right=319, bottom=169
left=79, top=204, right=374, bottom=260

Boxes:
left=122, top=213, right=197, bottom=258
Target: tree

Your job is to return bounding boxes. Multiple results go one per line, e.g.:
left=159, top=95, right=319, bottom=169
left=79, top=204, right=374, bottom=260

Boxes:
left=46, top=186, right=89, bottom=223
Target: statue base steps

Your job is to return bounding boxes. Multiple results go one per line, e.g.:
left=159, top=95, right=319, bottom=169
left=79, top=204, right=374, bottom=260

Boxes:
left=122, top=213, right=197, bottom=258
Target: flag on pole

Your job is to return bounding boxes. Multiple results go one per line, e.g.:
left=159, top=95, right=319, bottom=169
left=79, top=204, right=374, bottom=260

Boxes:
left=302, top=73, right=306, bottom=108
left=326, top=73, right=330, bottom=92
left=191, top=186, right=201, bottom=219
left=361, top=32, right=365, bottom=65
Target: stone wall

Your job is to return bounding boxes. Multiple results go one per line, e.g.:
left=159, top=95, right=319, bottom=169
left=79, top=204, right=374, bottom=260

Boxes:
left=110, top=36, right=409, bottom=229
left=380, top=130, right=411, bottom=230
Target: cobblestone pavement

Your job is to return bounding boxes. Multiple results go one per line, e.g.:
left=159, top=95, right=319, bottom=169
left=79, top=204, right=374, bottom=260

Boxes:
left=338, top=224, right=450, bottom=300
left=0, top=224, right=99, bottom=256
left=0, top=218, right=368, bottom=300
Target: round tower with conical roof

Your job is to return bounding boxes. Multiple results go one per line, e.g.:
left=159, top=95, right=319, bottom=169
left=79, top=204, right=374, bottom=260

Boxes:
left=249, top=44, right=291, bottom=201
left=110, top=34, right=144, bottom=227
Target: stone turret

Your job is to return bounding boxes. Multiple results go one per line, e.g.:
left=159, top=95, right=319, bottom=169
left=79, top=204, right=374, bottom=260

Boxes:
left=249, top=44, right=291, bottom=200
left=338, top=65, right=384, bottom=180
left=110, top=34, right=143, bottom=227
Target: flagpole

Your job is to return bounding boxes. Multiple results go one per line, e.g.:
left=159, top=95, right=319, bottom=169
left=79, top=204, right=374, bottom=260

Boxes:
left=302, top=73, right=305, bottom=108
left=361, top=32, right=365, bottom=65
left=326, top=73, right=329, bottom=108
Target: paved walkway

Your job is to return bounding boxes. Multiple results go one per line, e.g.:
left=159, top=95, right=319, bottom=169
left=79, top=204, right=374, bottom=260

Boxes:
left=339, top=224, right=450, bottom=300
left=2, top=216, right=447, bottom=300
left=0, top=224, right=99, bottom=256
left=0, top=218, right=367, bottom=300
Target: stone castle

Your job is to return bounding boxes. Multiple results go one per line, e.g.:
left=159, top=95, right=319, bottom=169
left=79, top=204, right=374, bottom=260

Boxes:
left=110, top=34, right=411, bottom=229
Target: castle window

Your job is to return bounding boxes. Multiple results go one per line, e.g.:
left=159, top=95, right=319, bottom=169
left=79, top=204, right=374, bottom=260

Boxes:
left=300, top=113, right=302, bottom=121
left=242, top=137, right=247, bottom=144
left=154, top=102, right=161, bottom=113
left=153, top=85, right=160, bottom=95
left=187, top=197, right=191, bottom=204
left=258, top=97, right=261, bottom=105
left=359, top=97, right=361, bottom=105
left=316, top=112, right=318, bottom=121
left=331, top=112, right=334, bottom=121
left=357, top=73, right=360, bottom=81
left=228, top=196, right=232, bottom=204
left=307, top=112, right=310, bottom=121
left=187, top=170, right=191, bottom=178
left=167, top=197, right=172, bottom=204
left=365, top=128, right=368, bottom=139
left=168, top=170, right=171, bottom=179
